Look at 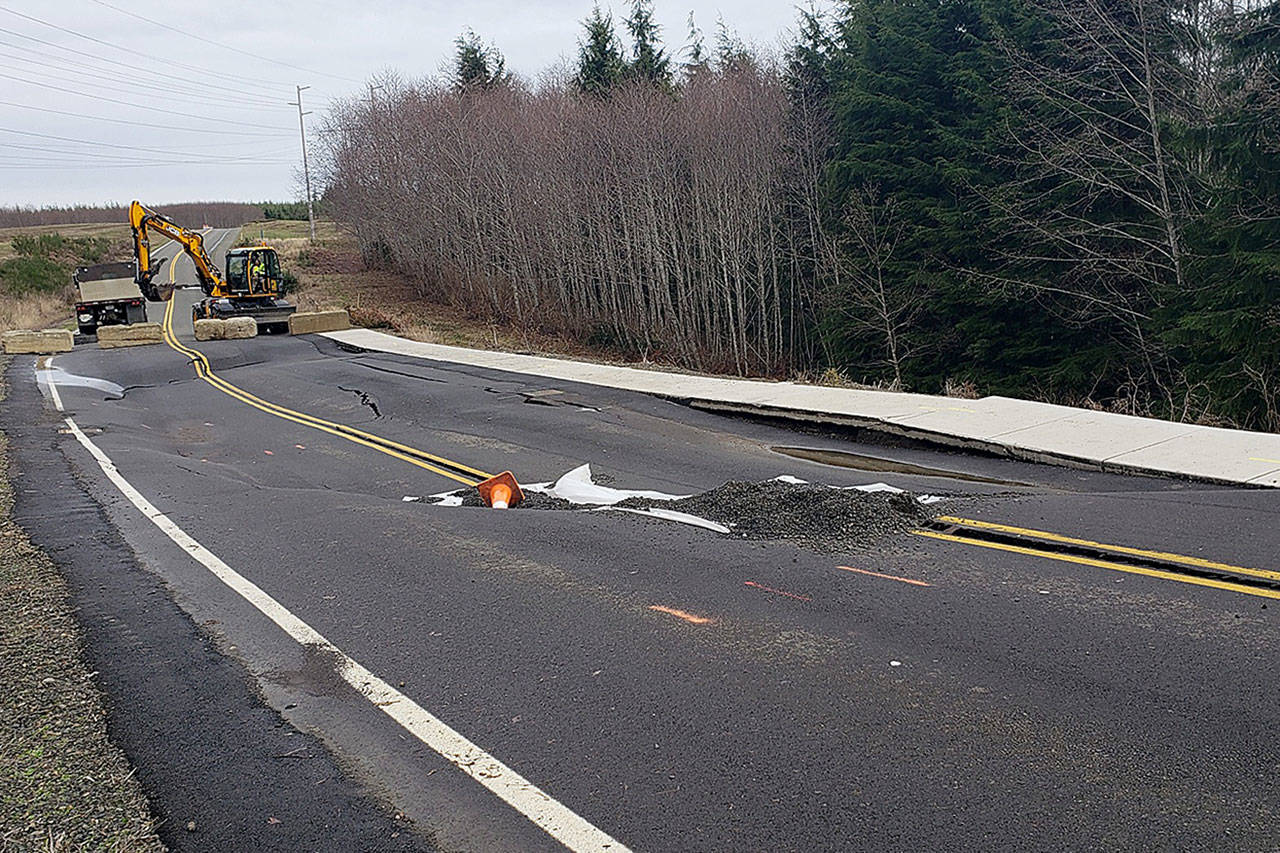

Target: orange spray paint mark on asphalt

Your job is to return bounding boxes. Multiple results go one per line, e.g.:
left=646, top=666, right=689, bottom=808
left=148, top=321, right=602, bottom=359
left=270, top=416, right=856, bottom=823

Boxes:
left=744, top=581, right=812, bottom=602
left=648, top=605, right=713, bottom=625
left=837, top=565, right=931, bottom=587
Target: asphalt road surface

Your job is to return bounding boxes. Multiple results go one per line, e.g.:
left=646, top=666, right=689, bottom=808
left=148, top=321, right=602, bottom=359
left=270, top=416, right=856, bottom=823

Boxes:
left=7, top=228, right=1280, bottom=851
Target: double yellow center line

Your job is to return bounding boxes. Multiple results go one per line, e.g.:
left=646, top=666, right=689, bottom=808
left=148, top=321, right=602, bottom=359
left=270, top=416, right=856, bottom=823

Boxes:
left=915, top=516, right=1280, bottom=601
left=159, top=259, right=492, bottom=487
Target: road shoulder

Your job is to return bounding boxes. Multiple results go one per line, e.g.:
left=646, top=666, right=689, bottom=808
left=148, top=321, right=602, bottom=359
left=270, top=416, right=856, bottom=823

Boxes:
left=0, top=354, right=161, bottom=852
left=1, top=356, right=431, bottom=852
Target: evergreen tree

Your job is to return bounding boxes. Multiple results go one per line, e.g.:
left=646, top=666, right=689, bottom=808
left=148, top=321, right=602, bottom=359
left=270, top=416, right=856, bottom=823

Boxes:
left=576, top=6, right=626, bottom=96
left=624, top=0, right=672, bottom=87
left=820, top=0, right=1010, bottom=388
left=1163, top=2, right=1280, bottom=429
left=452, top=29, right=507, bottom=92
left=714, top=16, right=754, bottom=73
left=682, top=12, right=709, bottom=80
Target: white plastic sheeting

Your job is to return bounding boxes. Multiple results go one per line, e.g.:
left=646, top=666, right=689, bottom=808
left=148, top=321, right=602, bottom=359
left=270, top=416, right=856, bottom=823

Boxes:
left=35, top=364, right=125, bottom=399
left=526, top=463, right=688, bottom=505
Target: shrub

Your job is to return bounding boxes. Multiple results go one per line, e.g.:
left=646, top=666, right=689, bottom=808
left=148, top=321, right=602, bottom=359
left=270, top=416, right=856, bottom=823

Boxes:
left=278, top=269, right=299, bottom=295
left=0, top=256, right=67, bottom=295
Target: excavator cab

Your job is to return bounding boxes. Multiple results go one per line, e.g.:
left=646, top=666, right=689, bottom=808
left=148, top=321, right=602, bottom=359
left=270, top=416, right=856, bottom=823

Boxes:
left=225, top=247, right=282, bottom=297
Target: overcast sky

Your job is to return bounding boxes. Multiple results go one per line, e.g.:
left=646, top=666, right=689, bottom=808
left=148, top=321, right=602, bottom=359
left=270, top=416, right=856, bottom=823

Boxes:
left=0, top=1, right=805, bottom=209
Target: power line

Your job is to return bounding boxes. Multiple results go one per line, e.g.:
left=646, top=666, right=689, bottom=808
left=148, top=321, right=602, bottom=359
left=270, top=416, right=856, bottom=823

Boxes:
left=0, top=4, right=301, bottom=93
left=0, top=98, right=292, bottom=137
left=86, top=0, right=362, bottom=86
left=0, top=52, right=290, bottom=111
left=0, top=125, right=296, bottom=160
left=0, top=159, right=294, bottom=169
left=0, top=24, right=295, bottom=104
left=0, top=70, right=295, bottom=131
left=0, top=140, right=298, bottom=161
left=0, top=150, right=294, bottom=166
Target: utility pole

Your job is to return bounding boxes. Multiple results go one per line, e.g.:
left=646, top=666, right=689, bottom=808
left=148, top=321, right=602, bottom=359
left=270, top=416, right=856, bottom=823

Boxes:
left=289, top=84, right=316, bottom=242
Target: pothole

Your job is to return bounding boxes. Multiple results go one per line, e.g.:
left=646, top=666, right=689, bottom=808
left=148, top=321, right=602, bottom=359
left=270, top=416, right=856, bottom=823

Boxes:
left=772, top=446, right=1034, bottom=487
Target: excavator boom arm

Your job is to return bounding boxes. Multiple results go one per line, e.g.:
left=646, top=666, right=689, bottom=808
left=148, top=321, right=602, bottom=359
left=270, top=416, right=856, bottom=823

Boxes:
left=130, top=200, right=224, bottom=300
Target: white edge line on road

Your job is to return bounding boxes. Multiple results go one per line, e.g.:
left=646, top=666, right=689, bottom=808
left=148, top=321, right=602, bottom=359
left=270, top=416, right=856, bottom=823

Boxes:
left=40, top=358, right=628, bottom=853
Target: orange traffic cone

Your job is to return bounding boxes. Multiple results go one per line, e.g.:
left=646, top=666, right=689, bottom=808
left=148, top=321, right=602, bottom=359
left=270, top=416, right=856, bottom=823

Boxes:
left=476, top=471, right=524, bottom=509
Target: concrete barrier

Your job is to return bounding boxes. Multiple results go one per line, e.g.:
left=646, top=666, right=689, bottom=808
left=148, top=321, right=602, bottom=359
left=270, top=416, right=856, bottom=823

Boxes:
left=195, top=317, right=257, bottom=342
left=289, top=309, right=351, bottom=335
left=224, top=317, right=258, bottom=339
left=193, top=319, right=226, bottom=341
left=2, top=329, right=73, bottom=354
left=96, top=322, right=164, bottom=349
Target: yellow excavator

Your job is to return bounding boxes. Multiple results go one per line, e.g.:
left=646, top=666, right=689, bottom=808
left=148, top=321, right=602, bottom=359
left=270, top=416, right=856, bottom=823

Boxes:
left=130, top=200, right=296, bottom=331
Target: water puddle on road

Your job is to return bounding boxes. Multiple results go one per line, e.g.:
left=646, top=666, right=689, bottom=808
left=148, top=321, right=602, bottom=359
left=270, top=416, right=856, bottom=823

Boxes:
left=771, top=445, right=1034, bottom=487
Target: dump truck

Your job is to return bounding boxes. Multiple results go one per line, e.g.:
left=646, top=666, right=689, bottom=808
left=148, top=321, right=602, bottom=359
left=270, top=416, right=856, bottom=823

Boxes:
left=73, top=260, right=150, bottom=335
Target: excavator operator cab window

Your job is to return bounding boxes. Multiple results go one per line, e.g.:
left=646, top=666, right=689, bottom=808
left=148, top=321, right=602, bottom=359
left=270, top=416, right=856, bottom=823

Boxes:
left=227, top=254, right=248, bottom=292
left=244, top=249, right=279, bottom=294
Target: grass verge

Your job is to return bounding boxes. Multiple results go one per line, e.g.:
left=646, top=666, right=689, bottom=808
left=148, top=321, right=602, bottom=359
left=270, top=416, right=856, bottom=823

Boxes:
left=0, top=357, right=163, bottom=852
left=0, top=225, right=133, bottom=335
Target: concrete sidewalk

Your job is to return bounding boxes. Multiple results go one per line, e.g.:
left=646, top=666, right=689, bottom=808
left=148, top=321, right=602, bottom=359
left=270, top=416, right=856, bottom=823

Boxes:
left=321, top=328, right=1280, bottom=488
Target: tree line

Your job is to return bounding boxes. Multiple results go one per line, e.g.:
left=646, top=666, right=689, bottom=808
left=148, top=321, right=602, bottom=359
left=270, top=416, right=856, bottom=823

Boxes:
left=0, top=202, right=283, bottom=229
left=320, top=0, right=1280, bottom=430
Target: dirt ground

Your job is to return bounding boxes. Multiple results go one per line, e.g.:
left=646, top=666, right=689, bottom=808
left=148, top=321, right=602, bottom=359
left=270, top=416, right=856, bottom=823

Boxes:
left=0, top=356, right=163, bottom=852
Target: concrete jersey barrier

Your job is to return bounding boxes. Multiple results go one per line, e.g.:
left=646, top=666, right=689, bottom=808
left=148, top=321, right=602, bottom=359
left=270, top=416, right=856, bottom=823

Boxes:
left=194, top=318, right=258, bottom=341
left=96, top=323, right=164, bottom=349
left=290, top=310, right=351, bottom=335
left=2, top=329, right=74, bottom=354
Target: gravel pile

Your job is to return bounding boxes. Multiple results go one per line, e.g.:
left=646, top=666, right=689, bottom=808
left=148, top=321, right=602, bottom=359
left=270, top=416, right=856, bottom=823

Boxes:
left=617, top=479, right=933, bottom=551
left=444, top=477, right=933, bottom=551
left=456, top=489, right=574, bottom=510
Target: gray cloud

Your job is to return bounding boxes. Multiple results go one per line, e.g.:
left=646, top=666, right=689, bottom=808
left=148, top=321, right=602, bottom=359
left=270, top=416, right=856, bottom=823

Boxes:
left=0, top=1, right=804, bottom=207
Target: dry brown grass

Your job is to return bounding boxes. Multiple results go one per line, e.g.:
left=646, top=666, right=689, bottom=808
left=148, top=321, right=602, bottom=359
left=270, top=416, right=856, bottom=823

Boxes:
left=0, top=292, right=73, bottom=335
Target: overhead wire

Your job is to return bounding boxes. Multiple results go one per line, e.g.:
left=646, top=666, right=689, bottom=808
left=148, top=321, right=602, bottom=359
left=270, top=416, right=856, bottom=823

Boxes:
left=0, top=52, right=291, bottom=111
left=0, top=125, right=295, bottom=159
left=0, top=4, right=301, bottom=92
left=85, top=0, right=361, bottom=86
left=0, top=33, right=289, bottom=106
left=0, top=70, right=295, bottom=130
left=0, top=98, right=293, bottom=137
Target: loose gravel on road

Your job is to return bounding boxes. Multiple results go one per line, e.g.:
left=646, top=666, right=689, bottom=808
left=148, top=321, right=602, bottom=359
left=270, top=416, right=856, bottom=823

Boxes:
left=618, top=479, right=933, bottom=551
left=452, top=476, right=934, bottom=551
left=0, top=357, right=163, bottom=853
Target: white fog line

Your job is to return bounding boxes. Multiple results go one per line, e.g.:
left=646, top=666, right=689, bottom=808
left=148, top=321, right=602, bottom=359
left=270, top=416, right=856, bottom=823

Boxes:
left=45, top=367, right=627, bottom=853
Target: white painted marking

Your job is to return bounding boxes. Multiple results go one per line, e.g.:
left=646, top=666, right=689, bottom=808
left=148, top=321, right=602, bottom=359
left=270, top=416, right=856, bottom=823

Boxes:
left=43, top=364, right=628, bottom=853
left=40, top=358, right=65, bottom=412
